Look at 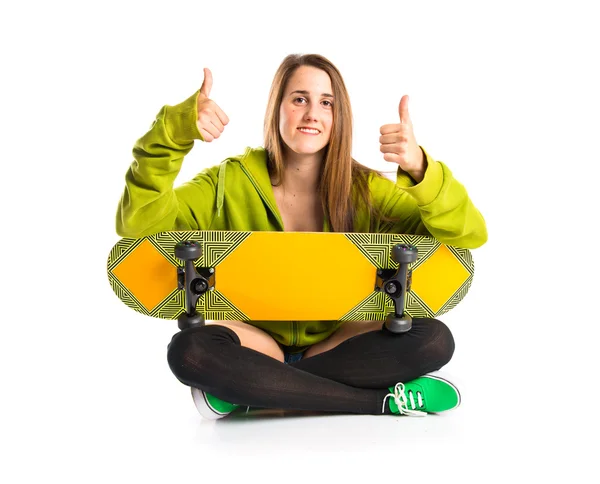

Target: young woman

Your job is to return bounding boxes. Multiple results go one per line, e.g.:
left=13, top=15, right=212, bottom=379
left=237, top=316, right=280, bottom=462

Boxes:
left=117, top=54, right=487, bottom=418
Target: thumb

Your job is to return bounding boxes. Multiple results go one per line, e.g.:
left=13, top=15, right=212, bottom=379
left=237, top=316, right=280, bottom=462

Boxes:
left=199, top=67, right=213, bottom=98
left=398, top=95, right=410, bottom=124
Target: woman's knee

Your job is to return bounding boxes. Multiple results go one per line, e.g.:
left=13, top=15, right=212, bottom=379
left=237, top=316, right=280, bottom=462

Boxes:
left=166, top=324, right=241, bottom=385
left=420, top=318, right=455, bottom=366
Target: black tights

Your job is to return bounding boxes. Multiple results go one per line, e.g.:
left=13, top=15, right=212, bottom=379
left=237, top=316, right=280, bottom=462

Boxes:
left=166, top=319, right=455, bottom=415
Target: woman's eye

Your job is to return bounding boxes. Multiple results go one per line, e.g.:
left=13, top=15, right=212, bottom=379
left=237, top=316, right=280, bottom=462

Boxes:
left=322, top=100, right=333, bottom=107
left=294, top=97, right=307, bottom=104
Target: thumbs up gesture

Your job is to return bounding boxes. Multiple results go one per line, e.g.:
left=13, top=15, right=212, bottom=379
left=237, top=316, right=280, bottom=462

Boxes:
left=379, top=95, right=426, bottom=183
left=196, top=68, right=230, bottom=142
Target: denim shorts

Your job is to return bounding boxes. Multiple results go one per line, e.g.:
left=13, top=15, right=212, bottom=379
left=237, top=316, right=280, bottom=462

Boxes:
left=283, top=350, right=304, bottom=364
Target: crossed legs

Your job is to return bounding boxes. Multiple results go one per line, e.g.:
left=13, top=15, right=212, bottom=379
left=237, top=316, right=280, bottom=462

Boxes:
left=167, top=318, right=454, bottom=414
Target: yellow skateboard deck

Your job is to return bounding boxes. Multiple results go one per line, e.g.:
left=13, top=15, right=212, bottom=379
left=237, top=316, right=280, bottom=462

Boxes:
left=107, top=231, right=474, bottom=322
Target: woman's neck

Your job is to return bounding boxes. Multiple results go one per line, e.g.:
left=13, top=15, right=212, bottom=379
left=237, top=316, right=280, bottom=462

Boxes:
left=277, top=148, right=324, bottom=194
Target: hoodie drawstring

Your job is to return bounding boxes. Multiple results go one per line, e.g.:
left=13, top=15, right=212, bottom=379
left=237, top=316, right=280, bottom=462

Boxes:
left=217, top=161, right=227, bottom=217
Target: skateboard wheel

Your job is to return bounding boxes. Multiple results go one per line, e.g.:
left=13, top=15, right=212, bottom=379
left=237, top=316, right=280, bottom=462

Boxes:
left=385, top=313, right=412, bottom=333
left=178, top=312, right=205, bottom=330
left=392, top=244, right=418, bottom=264
left=175, top=241, right=202, bottom=261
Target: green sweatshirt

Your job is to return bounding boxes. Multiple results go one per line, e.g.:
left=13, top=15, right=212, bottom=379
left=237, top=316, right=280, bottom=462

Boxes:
left=116, top=91, right=487, bottom=351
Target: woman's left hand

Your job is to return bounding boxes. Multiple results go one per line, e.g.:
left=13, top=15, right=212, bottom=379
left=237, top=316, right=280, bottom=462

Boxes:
left=379, top=95, right=427, bottom=183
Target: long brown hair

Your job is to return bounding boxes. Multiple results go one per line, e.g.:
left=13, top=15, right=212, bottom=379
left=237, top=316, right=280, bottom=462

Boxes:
left=264, top=53, right=388, bottom=233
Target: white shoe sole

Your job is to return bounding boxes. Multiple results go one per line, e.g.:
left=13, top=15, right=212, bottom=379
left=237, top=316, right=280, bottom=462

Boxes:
left=191, top=387, right=230, bottom=420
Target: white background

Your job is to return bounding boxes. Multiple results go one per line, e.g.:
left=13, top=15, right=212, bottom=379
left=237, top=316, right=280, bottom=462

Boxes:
left=1, top=0, right=598, bottom=482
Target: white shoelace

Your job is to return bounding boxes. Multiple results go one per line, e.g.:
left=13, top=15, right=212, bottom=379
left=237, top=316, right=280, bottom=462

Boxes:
left=382, top=382, right=427, bottom=416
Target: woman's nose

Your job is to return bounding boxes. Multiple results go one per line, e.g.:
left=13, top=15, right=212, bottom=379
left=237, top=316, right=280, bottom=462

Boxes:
left=303, top=105, right=318, bottom=122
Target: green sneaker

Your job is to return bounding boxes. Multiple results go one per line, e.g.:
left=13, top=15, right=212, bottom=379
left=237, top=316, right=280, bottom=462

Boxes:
left=383, top=371, right=461, bottom=416
left=191, top=387, right=239, bottom=420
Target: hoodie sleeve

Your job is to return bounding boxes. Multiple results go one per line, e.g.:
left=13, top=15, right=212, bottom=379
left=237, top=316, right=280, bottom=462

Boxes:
left=116, top=91, right=219, bottom=237
left=373, top=147, right=488, bottom=249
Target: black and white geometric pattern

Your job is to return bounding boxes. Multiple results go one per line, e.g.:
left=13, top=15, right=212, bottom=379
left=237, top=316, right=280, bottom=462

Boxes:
left=107, top=231, right=252, bottom=320
left=108, top=231, right=475, bottom=322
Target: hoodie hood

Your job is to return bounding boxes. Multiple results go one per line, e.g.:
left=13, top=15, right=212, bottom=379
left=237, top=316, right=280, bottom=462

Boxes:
left=216, top=147, right=279, bottom=219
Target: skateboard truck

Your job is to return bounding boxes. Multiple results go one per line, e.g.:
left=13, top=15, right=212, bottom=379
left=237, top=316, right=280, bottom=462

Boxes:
left=174, top=241, right=215, bottom=330
left=375, top=244, right=418, bottom=333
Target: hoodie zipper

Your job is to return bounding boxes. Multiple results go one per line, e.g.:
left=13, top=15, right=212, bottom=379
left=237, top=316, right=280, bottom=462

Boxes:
left=291, top=321, right=297, bottom=347
left=239, top=164, right=285, bottom=230
left=240, top=161, right=297, bottom=347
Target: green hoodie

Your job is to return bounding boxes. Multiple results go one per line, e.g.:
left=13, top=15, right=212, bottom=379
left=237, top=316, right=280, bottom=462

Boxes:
left=116, top=91, right=487, bottom=351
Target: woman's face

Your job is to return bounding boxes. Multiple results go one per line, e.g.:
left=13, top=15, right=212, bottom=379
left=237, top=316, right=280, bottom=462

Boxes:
left=279, top=66, right=334, bottom=159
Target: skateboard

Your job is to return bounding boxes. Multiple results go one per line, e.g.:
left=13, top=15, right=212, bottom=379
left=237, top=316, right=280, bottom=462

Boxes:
left=107, top=231, right=474, bottom=332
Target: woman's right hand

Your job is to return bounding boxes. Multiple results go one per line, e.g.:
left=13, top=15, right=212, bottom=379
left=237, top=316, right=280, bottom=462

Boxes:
left=196, top=68, right=230, bottom=142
